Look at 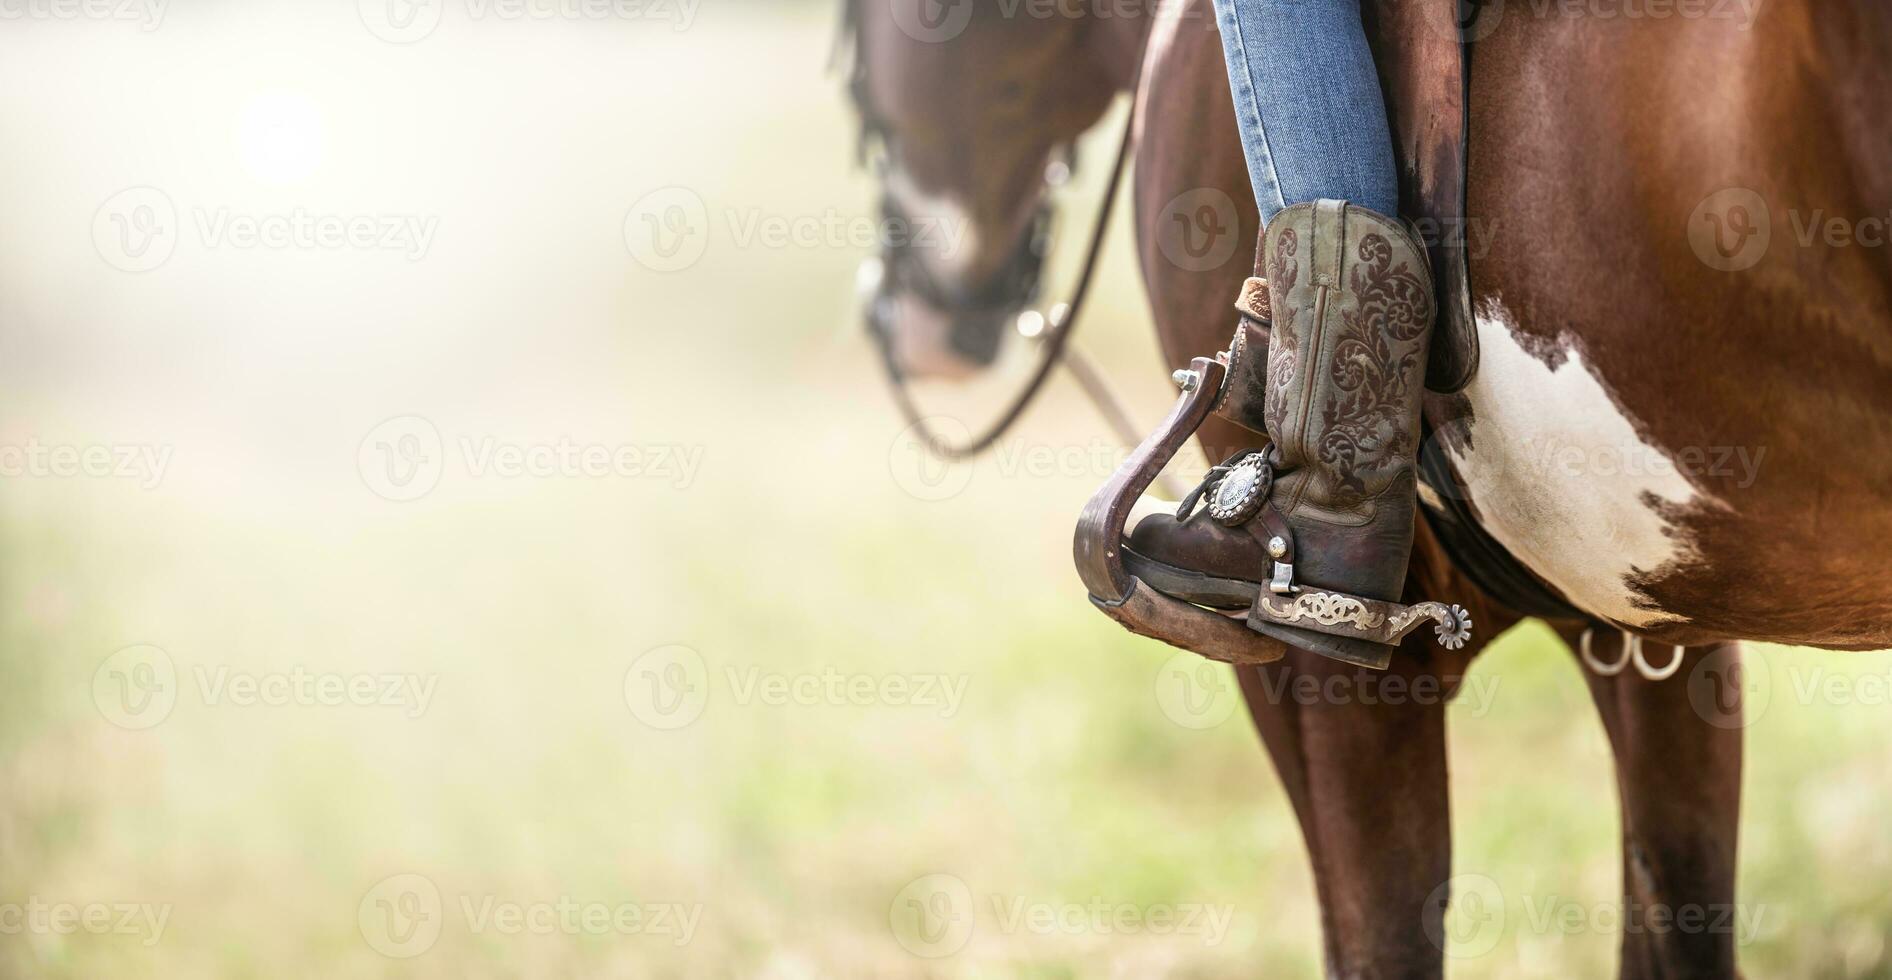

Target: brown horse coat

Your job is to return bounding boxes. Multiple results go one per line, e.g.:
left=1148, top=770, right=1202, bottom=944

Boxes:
left=1135, top=0, right=1892, bottom=651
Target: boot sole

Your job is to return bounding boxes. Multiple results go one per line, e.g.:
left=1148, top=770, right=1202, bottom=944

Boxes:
left=1120, top=547, right=1257, bottom=609
left=1121, top=547, right=1396, bottom=670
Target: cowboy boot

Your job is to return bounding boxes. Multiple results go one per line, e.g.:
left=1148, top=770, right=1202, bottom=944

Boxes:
left=1122, top=199, right=1468, bottom=669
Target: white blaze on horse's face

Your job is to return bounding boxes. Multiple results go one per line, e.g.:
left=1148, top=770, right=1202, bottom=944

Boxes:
left=884, top=166, right=981, bottom=288
left=1442, top=299, right=1713, bottom=628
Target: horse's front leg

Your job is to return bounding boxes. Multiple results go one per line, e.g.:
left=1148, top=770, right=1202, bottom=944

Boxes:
left=1570, top=631, right=1745, bottom=979
left=1237, top=644, right=1465, bottom=979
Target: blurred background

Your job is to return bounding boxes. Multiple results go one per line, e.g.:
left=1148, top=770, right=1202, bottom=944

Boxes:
left=2, top=1, right=1890, bottom=976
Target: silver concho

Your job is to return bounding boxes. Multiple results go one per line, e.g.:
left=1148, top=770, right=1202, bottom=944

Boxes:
left=1206, top=452, right=1271, bottom=526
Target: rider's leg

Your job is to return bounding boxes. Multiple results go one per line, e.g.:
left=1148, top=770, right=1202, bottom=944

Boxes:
left=1211, top=0, right=1399, bottom=222
left=1121, top=0, right=1457, bottom=668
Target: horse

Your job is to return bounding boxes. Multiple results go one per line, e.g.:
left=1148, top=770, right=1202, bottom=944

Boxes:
left=843, top=0, right=1892, bottom=974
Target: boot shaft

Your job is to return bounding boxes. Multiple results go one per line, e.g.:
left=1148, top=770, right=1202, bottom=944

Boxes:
left=1262, top=200, right=1435, bottom=521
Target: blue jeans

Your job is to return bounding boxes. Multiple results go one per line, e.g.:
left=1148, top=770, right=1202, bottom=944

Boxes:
left=1211, top=0, right=1399, bottom=223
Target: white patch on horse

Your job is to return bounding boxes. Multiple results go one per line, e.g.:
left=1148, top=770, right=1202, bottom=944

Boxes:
left=884, top=169, right=979, bottom=285
left=1445, top=299, right=1713, bottom=627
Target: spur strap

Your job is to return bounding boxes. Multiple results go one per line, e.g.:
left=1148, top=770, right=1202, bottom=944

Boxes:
left=1234, top=276, right=1270, bottom=323
left=1251, top=592, right=1472, bottom=650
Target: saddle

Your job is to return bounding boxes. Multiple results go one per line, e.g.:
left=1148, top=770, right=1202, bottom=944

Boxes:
left=1072, top=1, right=1481, bottom=666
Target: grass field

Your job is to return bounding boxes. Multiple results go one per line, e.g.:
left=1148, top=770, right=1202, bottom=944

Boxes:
left=2, top=2, right=1890, bottom=976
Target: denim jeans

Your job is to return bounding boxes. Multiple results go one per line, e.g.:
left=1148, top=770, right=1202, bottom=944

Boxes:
left=1211, top=0, right=1399, bottom=223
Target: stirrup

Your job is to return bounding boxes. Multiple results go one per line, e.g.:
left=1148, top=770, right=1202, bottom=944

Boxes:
left=1074, top=356, right=1287, bottom=666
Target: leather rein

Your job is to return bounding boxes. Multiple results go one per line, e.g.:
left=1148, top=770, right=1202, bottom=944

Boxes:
left=838, top=0, right=1144, bottom=460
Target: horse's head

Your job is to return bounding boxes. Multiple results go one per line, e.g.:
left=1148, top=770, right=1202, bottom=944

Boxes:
left=843, top=0, right=1146, bottom=378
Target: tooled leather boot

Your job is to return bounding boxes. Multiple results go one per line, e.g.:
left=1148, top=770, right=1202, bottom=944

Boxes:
left=1122, top=199, right=1469, bottom=669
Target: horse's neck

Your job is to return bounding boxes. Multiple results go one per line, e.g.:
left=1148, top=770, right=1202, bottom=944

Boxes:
left=1092, top=0, right=1158, bottom=93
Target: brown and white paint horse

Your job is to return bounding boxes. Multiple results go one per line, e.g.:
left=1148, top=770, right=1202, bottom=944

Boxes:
left=850, top=0, right=1892, bottom=974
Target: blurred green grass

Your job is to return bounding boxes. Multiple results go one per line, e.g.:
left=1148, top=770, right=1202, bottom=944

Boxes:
left=2, top=2, right=1891, bottom=978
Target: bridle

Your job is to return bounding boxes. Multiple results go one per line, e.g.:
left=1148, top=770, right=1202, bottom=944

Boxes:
left=837, top=0, right=1145, bottom=461
left=872, top=192, right=1054, bottom=367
